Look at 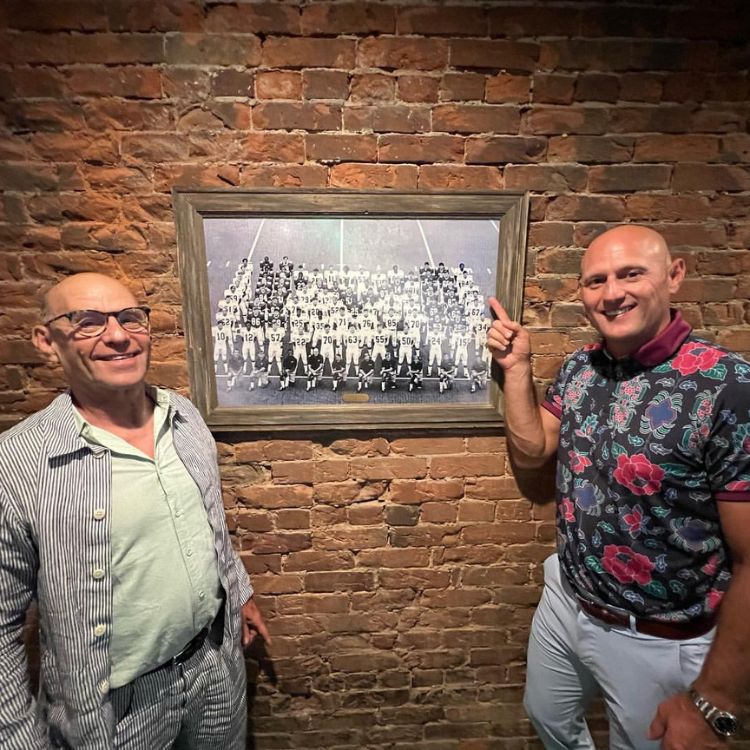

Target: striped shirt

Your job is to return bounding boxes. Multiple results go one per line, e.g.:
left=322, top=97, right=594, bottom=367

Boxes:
left=0, top=389, right=252, bottom=749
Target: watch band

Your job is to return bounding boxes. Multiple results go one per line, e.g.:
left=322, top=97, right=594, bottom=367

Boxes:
left=689, top=687, right=740, bottom=738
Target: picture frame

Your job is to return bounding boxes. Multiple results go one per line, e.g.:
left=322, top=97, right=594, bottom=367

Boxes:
left=173, top=189, right=529, bottom=433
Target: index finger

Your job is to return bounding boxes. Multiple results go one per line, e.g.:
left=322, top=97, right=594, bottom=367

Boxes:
left=488, top=296, right=512, bottom=325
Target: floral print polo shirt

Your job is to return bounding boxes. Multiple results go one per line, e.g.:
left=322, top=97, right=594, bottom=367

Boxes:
left=543, top=311, right=750, bottom=623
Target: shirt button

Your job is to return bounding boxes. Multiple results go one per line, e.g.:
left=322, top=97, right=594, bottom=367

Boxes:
left=186, top=549, right=192, bottom=557
left=92, top=568, right=105, bottom=580
left=92, top=450, right=106, bottom=460
left=199, top=591, right=205, bottom=600
left=94, top=624, right=106, bottom=637
left=98, top=679, right=109, bottom=694
left=93, top=508, right=106, bottom=520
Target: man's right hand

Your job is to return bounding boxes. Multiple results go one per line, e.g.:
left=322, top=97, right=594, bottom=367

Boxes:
left=486, top=297, right=532, bottom=372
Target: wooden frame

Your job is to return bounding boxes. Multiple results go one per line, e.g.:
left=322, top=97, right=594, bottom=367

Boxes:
left=173, top=189, right=528, bottom=432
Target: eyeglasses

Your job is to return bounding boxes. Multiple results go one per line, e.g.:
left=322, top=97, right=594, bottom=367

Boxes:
left=44, top=306, right=151, bottom=338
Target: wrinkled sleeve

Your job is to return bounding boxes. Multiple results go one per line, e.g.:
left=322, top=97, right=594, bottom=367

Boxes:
left=0, top=485, right=45, bottom=749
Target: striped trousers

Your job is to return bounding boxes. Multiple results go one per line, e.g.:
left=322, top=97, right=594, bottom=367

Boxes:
left=110, top=638, right=246, bottom=750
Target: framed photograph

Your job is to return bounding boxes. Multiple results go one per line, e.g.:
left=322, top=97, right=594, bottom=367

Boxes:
left=173, top=189, right=528, bottom=432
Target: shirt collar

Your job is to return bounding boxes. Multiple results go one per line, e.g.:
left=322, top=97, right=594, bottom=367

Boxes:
left=601, top=310, right=691, bottom=367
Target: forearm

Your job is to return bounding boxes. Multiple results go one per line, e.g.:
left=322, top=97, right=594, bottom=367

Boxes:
left=692, top=561, right=750, bottom=713
left=502, top=363, right=551, bottom=467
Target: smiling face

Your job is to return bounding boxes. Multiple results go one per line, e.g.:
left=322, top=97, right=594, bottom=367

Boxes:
left=33, top=273, right=151, bottom=402
left=580, top=226, right=685, bottom=358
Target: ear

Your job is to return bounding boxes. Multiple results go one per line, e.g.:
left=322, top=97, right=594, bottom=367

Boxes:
left=667, top=257, right=686, bottom=294
left=32, top=324, right=60, bottom=364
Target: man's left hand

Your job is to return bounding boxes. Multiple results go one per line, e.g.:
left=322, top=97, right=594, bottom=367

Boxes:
left=648, top=692, right=726, bottom=750
left=241, top=596, right=271, bottom=650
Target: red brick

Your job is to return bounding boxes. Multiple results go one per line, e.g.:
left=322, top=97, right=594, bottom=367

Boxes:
left=328, top=438, right=390, bottom=457
left=398, top=6, right=486, bottom=36
left=5, top=100, right=86, bottom=132
left=350, top=73, right=396, bottom=103
left=532, top=74, right=575, bottom=105
left=546, top=195, right=626, bottom=222
left=6, top=67, right=63, bottom=98
left=350, top=456, right=427, bottom=480
left=624, top=194, right=713, bottom=222
left=153, top=164, right=239, bottom=192
left=409, top=167, right=485, bottom=195
left=430, top=454, right=504, bottom=479
left=276, top=509, right=310, bottom=530
left=609, top=104, right=692, bottom=134
left=255, top=71, right=302, bottom=100
left=302, top=70, right=349, bottom=100
left=465, top=476, right=523, bottom=500
left=588, top=165, right=672, bottom=192
left=245, top=531, right=311, bottom=555
left=0, top=163, right=58, bottom=191
left=673, top=165, right=750, bottom=192
left=397, top=76, right=439, bottom=104
left=547, top=135, right=634, bottom=164
left=465, top=136, right=545, bottom=165
left=64, top=66, right=162, bottom=98
left=485, top=74, right=530, bottom=104
left=620, top=73, right=664, bottom=103
left=358, top=37, right=449, bottom=71
left=524, top=106, right=608, bottom=135
left=330, top=164, right=417, bottom=190
left=83, top=99, right=172, bottom=131
left=389, top=437, right=464, bottom=456
left=306, top=571, right=375, bottom=593
left=211, top=69, right=254, bottom=97
left=720, top=134, right=750, bottom=163
left=488, top=6, right=583, bottom=37
left=378, top=134, right=463, bottom=164
left=271, top=461, right=314, bottom=484
left=237, top=484, right=312, bottom=509
left=420, top=502, right=457, bottom=524
left=3, top=32, right=165, bottom=65
left=574, top=73, right=619, bottom=103
left=239, top=133, right=305, bottom=164
left=7, top=0, right=107, bottom=30
left=450, top=39, right=539, bottom=72
left=204, top=3, right=300, bottom=34
left=301, top=3, right=395, bottom=34
left=165, top=33, right=261, bottom=66
left=390, top=479, right=464, bottom=504
left=348, top=504, right=384, bottom=526
left=440, top=73, right=485, bottom=102
left=263, top=37, right=355, bottom=68
left=92, top=131, right=159, bottom=164
left=312, top=459, right=350, bottom=483
left=107, top=1, right=205, bottom=33
left=357, top=549, right=430, bottom=568
left=433, top=104, right=520, bottom=135
left=254, top=102, right=341, bottom=132
left=161, top=67, right=211, bottom=99
left=505, top=165, right=587, bottom=192
left=344, top=105, right=430, bottom=134
left=250, top=574, right=303, bottom=595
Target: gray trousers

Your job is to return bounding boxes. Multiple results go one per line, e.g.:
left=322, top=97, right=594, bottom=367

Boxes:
left=524, top=554, right=713, bottom=750
left=111, top=637, right=246, bottom=750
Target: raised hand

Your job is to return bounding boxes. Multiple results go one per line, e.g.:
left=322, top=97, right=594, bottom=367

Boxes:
left=486, top=297, right=532, bottom=372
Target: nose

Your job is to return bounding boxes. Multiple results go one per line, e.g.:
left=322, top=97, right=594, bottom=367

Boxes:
left=602, top=276, right=625, bottom=302
left=100, top=314, right=131, bottom=343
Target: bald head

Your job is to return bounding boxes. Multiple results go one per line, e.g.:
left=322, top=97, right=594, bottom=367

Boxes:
left=41, top=273, right=138, bottom=322
left=578, top=225, right=686, bottom=358
left=583, top=225, right=672, bottom=277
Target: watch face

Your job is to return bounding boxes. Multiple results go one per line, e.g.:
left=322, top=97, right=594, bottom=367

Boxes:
left=713, top=714, right=738, bottom=737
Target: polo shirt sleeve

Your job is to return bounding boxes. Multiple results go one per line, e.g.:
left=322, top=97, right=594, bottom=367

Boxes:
left=542, top=353, right=578, bottom=420
left=708, top=367, right=750, bottom=502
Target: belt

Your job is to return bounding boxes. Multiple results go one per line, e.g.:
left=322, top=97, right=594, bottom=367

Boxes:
left=145, top=627, right=209, bottom=675
left=577, top=597, right=716, bottom=640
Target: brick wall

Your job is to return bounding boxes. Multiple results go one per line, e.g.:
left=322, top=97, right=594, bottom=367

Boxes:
left=1, top=1, right=749, bottom=747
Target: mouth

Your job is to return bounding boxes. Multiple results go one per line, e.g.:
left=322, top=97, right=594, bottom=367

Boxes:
left=602, top=305, right=635, bottom=320
left=94, top=351, right=141, bottom=362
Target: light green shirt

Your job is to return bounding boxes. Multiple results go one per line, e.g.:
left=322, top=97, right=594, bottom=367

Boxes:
left=73, top=388, right=223, bottom=688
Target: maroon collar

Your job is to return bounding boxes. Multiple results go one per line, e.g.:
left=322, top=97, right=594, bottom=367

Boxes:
left=603, top=310, right=692, bottom=367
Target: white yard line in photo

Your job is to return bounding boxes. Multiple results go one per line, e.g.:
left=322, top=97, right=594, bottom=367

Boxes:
left=416, top=219, right=435, bottom=266
left=339, top=218, right=344, bottom=271
left=247, top=217, right=266, bottom=260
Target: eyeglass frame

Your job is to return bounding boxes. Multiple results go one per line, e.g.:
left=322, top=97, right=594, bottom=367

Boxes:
left=43, top=306, right=152, bottom=338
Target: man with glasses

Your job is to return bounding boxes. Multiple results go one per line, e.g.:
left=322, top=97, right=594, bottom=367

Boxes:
left=0, top=273, right=269, bottom=749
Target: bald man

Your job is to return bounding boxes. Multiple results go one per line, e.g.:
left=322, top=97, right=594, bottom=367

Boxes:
left=488, top=226, right=750, bottom=749
left=0, top=273, right=269, bottom=749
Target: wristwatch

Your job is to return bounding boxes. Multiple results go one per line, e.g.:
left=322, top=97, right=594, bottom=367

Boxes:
left=689, top=686, right=740, bottom=738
